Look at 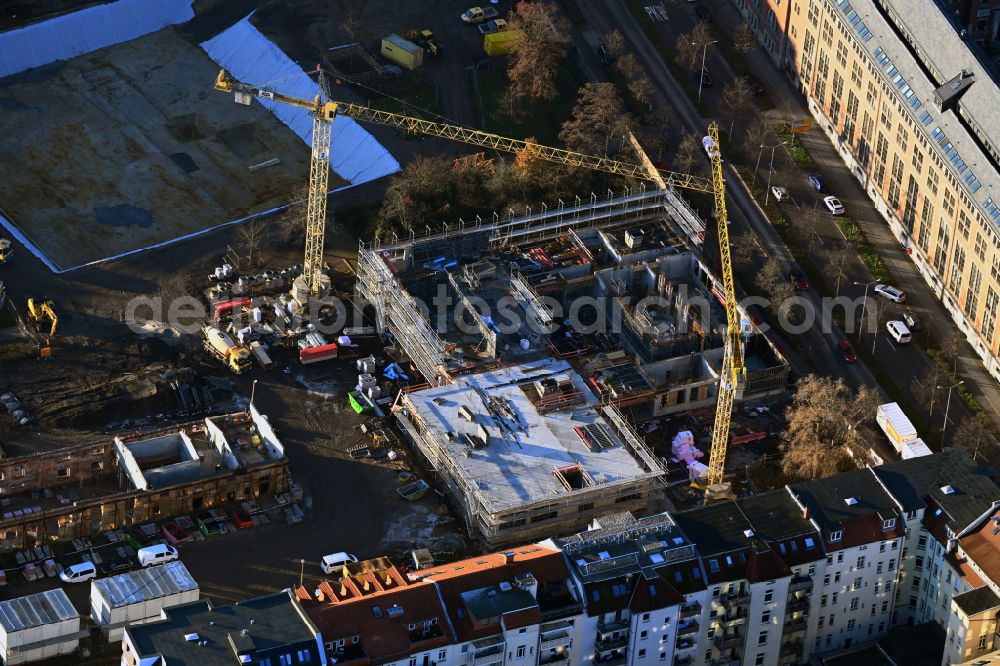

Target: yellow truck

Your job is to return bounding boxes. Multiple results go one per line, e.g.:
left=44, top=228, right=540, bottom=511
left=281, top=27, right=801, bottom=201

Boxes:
left=483, top=29, right=524, bottom=56
left=461, top=6, right=499, bottom=24
left=381, top=33, right=424, bottom=70
left=203, top=325, right=251, bottom=374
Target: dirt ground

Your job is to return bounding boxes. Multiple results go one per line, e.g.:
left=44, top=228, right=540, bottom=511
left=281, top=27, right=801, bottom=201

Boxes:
left=0, top=26, right=326, bottom=269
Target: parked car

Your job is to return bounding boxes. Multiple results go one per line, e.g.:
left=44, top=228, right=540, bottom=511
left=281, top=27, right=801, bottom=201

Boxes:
left=596, top=42, right=613, bottom=66
left=837, top=339, right=857, bottom=363
left=230, top=506, right=254, bottom=529
left=903, top=310, right=921, bottom=330
left=702, top=135, right=721, bottom=160
left=874, top=283, right=906, bottom=303
left=747, top=76, right=766, bottom=96
left=196, top=511, right=225, bottom=536
left=771, top=186, right=788, bottom=202
left=694, top=5, right=713, bottom=22
left=806, top=173, right=826, bottom=191
left=100, top=559, right=132, bottom=576
left=60, top=561, right=97, bottom=584
left=137, top=544, right=179, bottom=568
left=788, top=271, right=809, bottom=290
left=823, top=195, right=845, bottom=215
left=321, top=552, right=359, bottom=574
left=162, top=521, right=193, bottom=545
left=886, top=320, right=913, bottom=344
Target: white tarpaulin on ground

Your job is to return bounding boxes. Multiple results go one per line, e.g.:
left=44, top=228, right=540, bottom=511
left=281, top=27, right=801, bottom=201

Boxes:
left=201, top=17, right=400, bottom=185
left=0, top=0, right=194, bottom=79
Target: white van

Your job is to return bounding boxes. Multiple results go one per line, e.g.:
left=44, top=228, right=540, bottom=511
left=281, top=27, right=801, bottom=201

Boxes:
left=320, top=552, right=358, bottom=574
left=886, top=320, right=912, bottom=344
left=60, top=561, right=97, bottom=583
left=137, top=543, right=179, bottom=568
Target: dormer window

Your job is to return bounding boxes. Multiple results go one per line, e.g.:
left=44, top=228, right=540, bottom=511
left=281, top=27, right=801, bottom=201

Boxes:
left=829, top=530, right=843, bottom=543
left=882, top=518, right=896, bottom=531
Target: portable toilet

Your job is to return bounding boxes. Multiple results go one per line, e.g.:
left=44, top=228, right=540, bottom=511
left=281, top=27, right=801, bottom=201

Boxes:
left=381, top=33, right=424, bottom=70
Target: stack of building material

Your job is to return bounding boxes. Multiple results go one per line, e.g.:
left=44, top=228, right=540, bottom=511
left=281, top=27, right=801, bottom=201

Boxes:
left=671, top=431, right=708, bottom=480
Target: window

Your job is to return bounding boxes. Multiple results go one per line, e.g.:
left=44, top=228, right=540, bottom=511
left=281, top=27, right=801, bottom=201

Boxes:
left=762, top=610, right=771, bottom=624
left=857, top=556, right=866, bottom=569
left=641, top=631, right=648, bottom=640
left=980, top=636, right=988, bottom=650
left=830, top=530, right=843, bottom=543
left=965, top=266, right=982, bottom=318
left=638, top=649, right=646, bottom=658
left=642, top=613, right=650, bottom=623
left=439, top=651, right=447, bottom=660
left=660, top=651, right=667, bottom=661
left=848, top=619, right=856, bottom=630
left=805, top=537, right=816, bottom=549
left=835, top=572, right=841, bottom=584
left=821, top=594, right=828, bottom=607
left=819, top=616, right=825, bottom=628
left=833, top=592, right=838, bottom=606
left=709, top=559, right=720, bottom=573
left=854, top=577, right=862, bottom=590
left=755, top=655, right=766, bottom=666
left=850, top=597, right=859, bottom=611
left=764, top=589, right=773, bottom=603
left=888, top=559, right=896, bottom=571
left=838, top=553, right=844, bottom=564
left=517, top=646, right=526, bottom=659
left=758, top=631, right=768, bottom=646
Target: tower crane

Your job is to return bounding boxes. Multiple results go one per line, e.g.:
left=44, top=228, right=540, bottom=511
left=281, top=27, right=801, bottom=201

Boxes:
left=214, top=69, right=741, bottom=494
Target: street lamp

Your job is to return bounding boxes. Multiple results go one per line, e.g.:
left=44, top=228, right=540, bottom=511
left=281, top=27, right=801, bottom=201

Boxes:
left=250, top=379, right=259, bottom=411
left=937, top=380, right=964, bottom=444
left=299, top=558, right=305, bottom=588
left=695, top=40, right=718, bottom=103
left=764, top=142, right=788, bottom=206
left=853, top=280, right=878, bottom=340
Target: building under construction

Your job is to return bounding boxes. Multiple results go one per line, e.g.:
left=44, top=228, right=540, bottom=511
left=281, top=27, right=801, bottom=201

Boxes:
left=360, top=188, right=790, bottom=546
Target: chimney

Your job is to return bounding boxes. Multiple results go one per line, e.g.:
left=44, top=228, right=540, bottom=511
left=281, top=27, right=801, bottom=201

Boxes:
left=315, top=588, right=324, bottom=602
left=340, top=582, right=348, bottom=597
left=500, top=551, right=515, bottom=565
left=802, top=506, right=809, bottom=520
left=363, top=578, right=371, bottom=591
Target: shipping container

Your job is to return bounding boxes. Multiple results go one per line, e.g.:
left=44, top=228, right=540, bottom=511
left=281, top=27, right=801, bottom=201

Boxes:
left=901, top=438, right=933, bottom=459
left=875, top=402, right=919, bottom=453
left=483, top=29, right=525, bottom=56
left=381, top=33, right=424, bottom=70
left=213, top=297, right=251, bottom=319
left=300, top=342, right=338, bottom=364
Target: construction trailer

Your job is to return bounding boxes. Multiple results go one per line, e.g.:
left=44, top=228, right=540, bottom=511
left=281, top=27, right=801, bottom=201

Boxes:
left=0, top=589, right=83, bottom=665
left=90, top=561, right=200, bottom=641
left=483, top=29, right=524, bottom=56
left=381, top=33, right=424, bottom=70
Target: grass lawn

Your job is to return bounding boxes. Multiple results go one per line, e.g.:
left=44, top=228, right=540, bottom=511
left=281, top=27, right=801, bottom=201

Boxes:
left=472, top=62, right=581, bottom=146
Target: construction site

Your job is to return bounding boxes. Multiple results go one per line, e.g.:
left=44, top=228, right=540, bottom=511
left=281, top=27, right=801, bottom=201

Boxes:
left=0, top=0, right=800, bottom=631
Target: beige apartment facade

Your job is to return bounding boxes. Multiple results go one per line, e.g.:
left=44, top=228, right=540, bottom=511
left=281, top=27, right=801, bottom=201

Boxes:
left=767, top=0, right=1000, bottom=382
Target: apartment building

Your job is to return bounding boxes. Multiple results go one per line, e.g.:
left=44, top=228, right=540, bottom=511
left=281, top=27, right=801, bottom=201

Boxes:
left=119, top=450, right=998, bottom=666
left=739, top=0, right=1000, bottom=382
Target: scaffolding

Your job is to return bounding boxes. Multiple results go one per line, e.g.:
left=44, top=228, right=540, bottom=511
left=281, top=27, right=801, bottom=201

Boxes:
left=510, top=270, right=554, bottom=333
left=446, top=271, right=497, bottom=358
left=356, top=248, right=451, bottom=385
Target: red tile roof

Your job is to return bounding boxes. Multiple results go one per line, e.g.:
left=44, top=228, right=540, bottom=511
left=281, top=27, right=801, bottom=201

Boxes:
left=628, top=575, right=683, bottom=612
left=957, top=507, right=1000, bottom=588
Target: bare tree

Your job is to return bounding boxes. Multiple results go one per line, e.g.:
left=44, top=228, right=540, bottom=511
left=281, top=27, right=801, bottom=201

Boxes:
left=339, top=11, right=361, bottom=41
left=559, top=82, right=630, bottom=156
left=756, top=257, right=794, bottom=315
left=628, top=76, right=655, bottom=109
left=376, top=155, right=454, bottom=237
left=730, top=230, right=760, bottom=264
left=733, top=23, right=760, bottom=55
left=676, top=22, right=714, bottom=72
left=673, top=132, right=703, bottom=176
left=828, top=245, right=850, bottom=297
left=616, top=52, right=641, bottom=81
left=236, top=216, right=269, bottom=269
left=602, top=30, right=626, bottom=60
left=506, top=2, right=571, bottom=104
left=938, top=332, right=962, bottom=383
left=951, top=412, right=996, bottom=461
left=723, top=76, right=754, bottom=137
left=274, top=184, right=310, bottom=244
left=742, top=116, right=771, bottom=159
left=780, top=375, right=879, bottom=480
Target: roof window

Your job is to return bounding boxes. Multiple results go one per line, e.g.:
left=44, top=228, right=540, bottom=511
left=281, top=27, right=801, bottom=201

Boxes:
left=941, top=485, right=956, bottom=495
left=844, top=497, right=858, bottom=506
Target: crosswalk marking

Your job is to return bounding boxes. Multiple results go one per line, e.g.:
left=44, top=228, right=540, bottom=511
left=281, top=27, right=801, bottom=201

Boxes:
left=644, top=3, right=669, bottom=21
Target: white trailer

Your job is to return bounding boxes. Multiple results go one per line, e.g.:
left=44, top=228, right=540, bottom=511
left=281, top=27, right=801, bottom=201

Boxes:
left=875, top=402, right=919, bottom=453
left=0, top=589, right=82, bottom=665
left=90, top=561, right=199, bottom=641
left=901, top=438, right=933, bottom=459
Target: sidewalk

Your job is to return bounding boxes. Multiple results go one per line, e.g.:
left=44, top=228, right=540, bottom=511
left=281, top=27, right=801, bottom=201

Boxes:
left=704, top=0, right=1000, bottom=439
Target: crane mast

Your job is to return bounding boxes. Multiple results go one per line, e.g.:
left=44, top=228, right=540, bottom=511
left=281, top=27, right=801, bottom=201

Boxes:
left=215, top=70, right=742, bottom=495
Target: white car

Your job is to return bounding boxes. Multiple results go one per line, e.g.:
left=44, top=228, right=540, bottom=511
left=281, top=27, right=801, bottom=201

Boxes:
left=702, top=135, right=720, bottom=160
left=771, top=186, right=788, bottom=202
left=60, top=561, right=97, bottom=584
left=874, top=284, right=906, bottom=303
left=321, top=552, right=359, bottom=574
left=886, top=320, right=912, bottom=344
left=823, top=195, right=845, bottom=215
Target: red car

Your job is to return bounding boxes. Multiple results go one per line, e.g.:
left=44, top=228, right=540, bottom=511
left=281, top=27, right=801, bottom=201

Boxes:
left=789, top=271, right=810, bottom=290
left=837, top=340, right=857, bottom=363
left=230, top=506, right=254, bottom=530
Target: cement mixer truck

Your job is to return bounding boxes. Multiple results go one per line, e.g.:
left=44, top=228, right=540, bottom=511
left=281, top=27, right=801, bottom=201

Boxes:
left=203, top=325, right=251, bottom=374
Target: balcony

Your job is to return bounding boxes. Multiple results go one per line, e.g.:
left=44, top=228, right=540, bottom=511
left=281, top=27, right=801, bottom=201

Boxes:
left=679, top=602, right=701, bottom=619
left=785, top=597, right=810, bottom=614
left=673, top=655, right=693, bottom=666
left=675, top=637, right=696, bottom=651
left=595, top=636, right=628, bottom=654
left=474, top=650, right=505, bottom=666
left=788, top=575, right=813, bottom=593
left=595, top=656, right=627, bottom=666
left=714, top=632, right=744, bottom=650
left=596, top=619, right=629, bottom=638
left=783, top=616, right=807, bottom=633
left=409, top=625, right=445, bottom=644
left=720, top=610, right=748, bottom=625
left=780, top=640, right=802, bottom=658
left=539, top=650, right=570, bottom=665
left=540, top=630, right=571, bottom=652
left=676, top=619, right=699, bottom=637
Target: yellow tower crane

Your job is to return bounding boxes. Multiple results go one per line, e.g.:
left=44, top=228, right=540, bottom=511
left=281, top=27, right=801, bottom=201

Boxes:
left=214, top=69, right=741, bottom=494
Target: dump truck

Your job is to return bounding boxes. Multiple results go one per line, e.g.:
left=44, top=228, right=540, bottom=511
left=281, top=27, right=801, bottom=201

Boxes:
left=381, top=33, right=424, bottom=70
left=483, top=29, right=524, bottom=56
left=0, top=239, right=12, bottom=264
left=875, top=402, right=918, bottom=453
left=203, top=325, right=251, bottom=374
left=478, top=18, right=508, bottom=34
left=461, top=6, right=498, bottom=24
left=403, top=29, right=441, bottom=56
